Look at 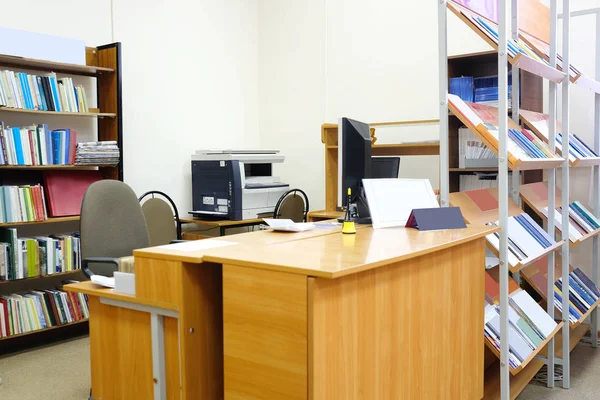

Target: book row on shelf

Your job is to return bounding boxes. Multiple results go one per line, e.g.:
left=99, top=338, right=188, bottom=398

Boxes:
left=458, top=127, right=497, bottom=168
left=0, top=286, right=88, bottom=338
left=555, top=269, right=600, bottom=324
left=0, top=70, right=88, bottom=113
left=459, top=172, right=513, bottom=192
left=450, top=72, right=513, bottom=108
left=485, top=272, right=558, bottom=370
left=486, top=213, right=555, bottom=269
left=0, top=230, right=80, bottom=281
left=0, top=184, right=47, bottom=223
left=0, top=123, right=119, bottom=166
left=542, top=201, right=600, bottom=243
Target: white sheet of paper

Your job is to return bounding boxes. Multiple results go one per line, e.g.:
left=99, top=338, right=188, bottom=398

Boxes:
left=91, top=275, right=115, bottom=288
left=448, top=94, right=483, bottom=126
left=263, top=219, right=315, bottom=232
left=157, top=239, right=237, bottom=252
left=362, top=178, right=439, bottom=229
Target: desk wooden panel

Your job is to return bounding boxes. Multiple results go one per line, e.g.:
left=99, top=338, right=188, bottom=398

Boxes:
left=306, top=210, right=344, bottom=222
left=180, top=218, right=264, bottom=227
left=223, top=265, right=307, bottom=400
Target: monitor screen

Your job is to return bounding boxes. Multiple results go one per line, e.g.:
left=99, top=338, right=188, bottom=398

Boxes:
left=338, top=117, right=372, bottom=208
left=371, top=157, right=400, bottom=179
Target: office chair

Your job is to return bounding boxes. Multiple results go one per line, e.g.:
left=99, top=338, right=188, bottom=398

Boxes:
left=273, top=189, right=309, bottom=222
left=139, top=190, right=182, bottom=246
left=80, top=180, right=150, bottom=278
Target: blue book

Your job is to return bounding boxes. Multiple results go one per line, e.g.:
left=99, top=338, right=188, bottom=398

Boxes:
left=571, top=272, right=598, bottom=302
left=11, top=127, right=24, bottom=165
left=63, top=129, right=70, bottom=164
left=73, top=86, right=79, bottom=112
left=569, top=204, right=598, bottom=231
left=48, top=77, right=61, bottom=112
left=36, top=76, right=47, bottom=111
left=573, top=268, right=600, bottom=298
left=18, top=73, right=31, bottom=110
left=571, top=202, right=600, bottom=229
left=557, top=279, right=587, bottom=314
left=554, top=290, right=581, bottom=320
left=508, top=129, right=541, bottom=158
left=515, top=129, right=547, bottom=158
left=43, top=124, right=53, bottom=164
left=573, top=134, right=598, bottom=157
left=0, top=187, right=6, bottom=223
left=51, top=131, right=60, bottom=165
left=515, top=214, right=552, bottom=248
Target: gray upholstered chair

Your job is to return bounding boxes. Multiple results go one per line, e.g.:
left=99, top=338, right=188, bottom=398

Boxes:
left=139, top=190, right=182, bottom=246
left=273, top=189, right=310, bottom=222
left=80, top=180, right=150, bottom=278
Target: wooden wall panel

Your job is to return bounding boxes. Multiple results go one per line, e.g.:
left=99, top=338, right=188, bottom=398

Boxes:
left=308, top=238, right=486, bottom=400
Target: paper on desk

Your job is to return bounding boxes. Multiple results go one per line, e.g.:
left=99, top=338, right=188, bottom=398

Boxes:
left=263, top=219, right=315, bottom=232
left=90, top=275, right=115, bottom=288
left=157, top=239, right=237, bottom=252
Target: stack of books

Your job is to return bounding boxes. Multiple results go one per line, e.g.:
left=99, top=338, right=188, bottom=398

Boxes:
left=556, top=133, right=598, bottom=162
left=484, top=124, right=556, bottom=160
left=459, top=172, right=514, bottom=192
left=0, top=70, right=88, bottom=112
left=484, top=282, right=558, bottom=369
left=0, top=229, right=80, bottom=281
left=555, top=268, right=600, bottom=324
left=474, top=72, right=513, bottom=107
left=486, top=213, right=557, bottom=268
left=458, top=127, right=498, bottom=168
left=0, top=288, right=88, bottom=338
left=75, top=141, right=120, bottom=165
left=450, top=76, right=474, bottom=102
left=0, top=123, right=78, bottom=165
left=0, top=184, right=47, bottom=223
left=542, top=201, right=600, bottom=242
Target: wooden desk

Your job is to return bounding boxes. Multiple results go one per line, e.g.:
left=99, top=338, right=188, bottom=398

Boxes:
left=67, top=224, right=496, bottom=400
left=180, top=217, right=264, bottom=236
left=306, top=209, right=344, bottom=222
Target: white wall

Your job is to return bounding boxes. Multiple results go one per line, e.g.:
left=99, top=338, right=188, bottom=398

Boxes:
left=1, top=0, right=260, bottom=215
left=258, top=0, right=490, bottom=210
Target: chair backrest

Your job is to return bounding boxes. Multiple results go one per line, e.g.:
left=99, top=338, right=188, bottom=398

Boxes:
left=80, top=180, right=150, bottom=276
left=274, top=189, right=309, bottom=222
left=139, top=191, right=181, bottom=245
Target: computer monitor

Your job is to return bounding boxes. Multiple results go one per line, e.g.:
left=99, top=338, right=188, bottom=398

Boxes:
left=338, top=117, right=372, bottom=209
left=371, top=157, right=401, bottom=179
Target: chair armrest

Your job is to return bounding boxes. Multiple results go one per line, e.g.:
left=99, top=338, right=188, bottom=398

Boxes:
left=169, top=240, right=188, bottom=244
left=82, top=257, right=121, bottom=278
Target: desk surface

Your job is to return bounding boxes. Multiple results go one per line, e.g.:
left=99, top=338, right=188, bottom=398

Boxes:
left=307, top=210, right=344, bottom=220
left=64, top=281, right=178, bottom=310
left=136, top=224, right=497, bottom=279
left=180, top=218, right=264, bottom=227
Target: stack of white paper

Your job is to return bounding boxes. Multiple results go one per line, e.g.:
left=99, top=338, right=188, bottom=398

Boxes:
left=263, top=219, right=315, bottom=232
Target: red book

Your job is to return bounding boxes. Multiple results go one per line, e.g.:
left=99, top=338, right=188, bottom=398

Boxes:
left=28, top=130, right=37, bottom=165
left=31, top=185, right=44, bottom=221
left=43, top=171, right=102, bottom=217
left=67, top=292, right=81, bottom=321
left=0, top=298, right=9, bottom=337
left=68, top=130, right=77, bottom=164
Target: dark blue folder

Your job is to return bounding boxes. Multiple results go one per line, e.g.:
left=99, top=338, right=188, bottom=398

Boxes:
left=405, top=207, right=467, bottom=231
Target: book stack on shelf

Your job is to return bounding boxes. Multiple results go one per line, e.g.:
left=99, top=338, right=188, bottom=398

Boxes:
left=521, top=256, right=600, bottom=327
left=0, top=230, right=80, bottom=281
left=0, top=184, right=47, bottom=223
left=449, top=94, right=564, bottom=170
left=76, top=141, right=120, bottom=166
left=0, top=287, right=88, bottom=338
left=450, top=76, right=474, bottom=102
left=485, top=269, right=561, bottom=372
left=0, top=70, right=88, bottom=113
left=520, top=109, right=600, bottom=167
left=459, top=172, right=513, bottom=192
left=450, top=72, right=513, bottom=108
left=450, top=188, right=561, bottom=272
left=541, top=201, right=600, bottom=244
left=458, top=127, right=498, bottom=168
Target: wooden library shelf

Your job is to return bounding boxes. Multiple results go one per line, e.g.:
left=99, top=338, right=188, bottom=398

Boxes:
left=483, top=359, right=545, bottom=400
left=520, top=109, right=600, bottom=168
left=485, top=322, right=563, bottom=375
left=0, top=270, right=81, bottom=284
left=540, top=323, right=590, bottom=359
left=0, top=165, right=115, bottom=170
left=0, top=53, right=113, bottom=76
left=326, top=142, right=440, bottom=156
left=0, top=107, right=116, bottom=118
left=520, top=182, right=600, bottom=247
left=447, top=2, right=566, bottom=83
left=0, top=216, right=80, bottom=227
left=0, top=319, right=88, bottom=341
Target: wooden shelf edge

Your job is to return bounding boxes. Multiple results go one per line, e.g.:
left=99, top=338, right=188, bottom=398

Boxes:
left=0, top=319, right=88, bottom=341
left=513, top=158, right=565, bottom=171
left=0, top=53, right=114, bottom=76
left=571, top=157, right=600, bottom=168
left=484, top=321, right=563, bottom=376
left=573, top=73, right=600, bottom=94
left=572, top=227, right=600, bottom=247
left=0, top=216, right=80, bottom=227
left=572, top=300, right=600, bottom=328
left=0, top=107, right=116, bottom=118
left=509, top=240, right=564, bottom=274
left=0, top=270, right=81, bottom=284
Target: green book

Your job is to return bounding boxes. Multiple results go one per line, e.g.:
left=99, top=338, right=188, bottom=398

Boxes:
left=23, top=187, right=34, bottom=222
left=517, top=318, right=543, bottom=348
left=27, top=239, right=36, bottom=277
left=573, top=201, right=600, bottom=228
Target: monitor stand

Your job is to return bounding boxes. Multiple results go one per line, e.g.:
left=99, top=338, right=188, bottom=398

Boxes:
left=338, top=184, right=372, bottom=225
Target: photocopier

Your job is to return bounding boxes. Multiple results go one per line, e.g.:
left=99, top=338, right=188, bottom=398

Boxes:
left=190, top=149, right=290, bottom=220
